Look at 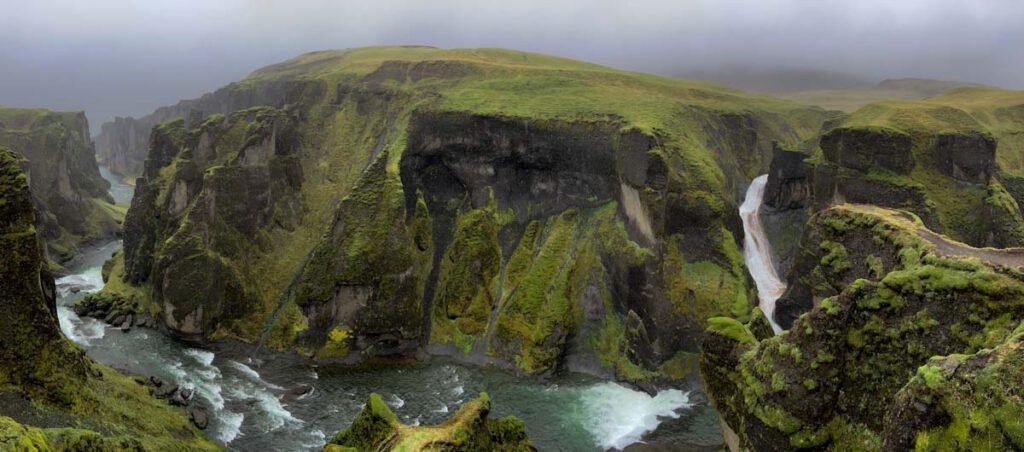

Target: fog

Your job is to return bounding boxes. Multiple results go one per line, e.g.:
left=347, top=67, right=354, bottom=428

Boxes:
left=1, top=0, right=1022, bottom=133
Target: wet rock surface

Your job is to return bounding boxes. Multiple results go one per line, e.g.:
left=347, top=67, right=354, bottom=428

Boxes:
left=702, top=205, right=1024, bottom=450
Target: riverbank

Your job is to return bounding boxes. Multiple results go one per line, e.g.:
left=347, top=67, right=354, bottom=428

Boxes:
left=53, top=167, right=723, bottom=451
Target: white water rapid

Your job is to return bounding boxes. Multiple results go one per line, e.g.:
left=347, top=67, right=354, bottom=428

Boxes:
left=739, top=175, right=786, bottom=334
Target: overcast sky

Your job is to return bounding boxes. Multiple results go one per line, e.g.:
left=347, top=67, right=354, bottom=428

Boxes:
left=2, top=0, right=1022, bottom=133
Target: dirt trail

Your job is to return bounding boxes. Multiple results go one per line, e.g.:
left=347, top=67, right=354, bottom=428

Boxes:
left=917, top=229, right=1024, bottom=269
left=843, top=203, right=1024, bottom=269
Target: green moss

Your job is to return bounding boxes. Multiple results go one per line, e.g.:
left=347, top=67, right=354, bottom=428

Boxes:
left=327, top=392, right=532, bottom=451
left=431, top=206, right=502, bottom=346
left=706, top=317, right=756, bottom=345
left=819, top=240, right=850, bottom=275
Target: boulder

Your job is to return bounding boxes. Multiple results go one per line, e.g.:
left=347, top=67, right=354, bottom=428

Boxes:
left=187, top=404, right=209, bottom=430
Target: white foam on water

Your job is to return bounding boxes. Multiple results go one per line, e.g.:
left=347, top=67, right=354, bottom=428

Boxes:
left=255, top=389, right=303, bottom=430
left=577, top=382, right=691, bottom=451
left=452, top=385, right=464, bottom=396
left=55, top=269, right=104, bottom=297
left=387, top=394, right=405, bottom=409
left=225, top=380, right=302, bottom=431
left=300, top=429, right=326, bottom=449
left=739, top=174, right=787, bottom=334
left=165, top=361, right=189, bottom=381
left=435, top=405, right=449, bottom=414
left=57, top=306, right=106, bottom=345
left=184, top=348, right=216, bottom=367
left=215, top=411, right=245, bottom=444
left=228, top=360, right=262, bottom=379
left=227, top=360, right=283, bottom=390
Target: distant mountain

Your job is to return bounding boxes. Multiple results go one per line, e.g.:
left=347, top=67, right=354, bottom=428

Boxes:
left=681, top=66, right=989, bottom=112
left=682, top=67, right=876, bottom=93
left=769, top=77, right=989, bottom=112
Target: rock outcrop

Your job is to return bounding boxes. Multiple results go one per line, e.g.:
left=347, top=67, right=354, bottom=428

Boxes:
left=94, top=79, right=320, bottom=178
left=0, top=146, right=217, bottom=450
left=701, top=204, right=1024, bottom=450
left=324, top=393, right=532, bottom=451
left=0, top=145, right=89, bottom=399
left=0, top=107, right=122, bottom=267
left=762, top=93, right=1024, bottom=291
left=96, top=46, right=829, bottom=383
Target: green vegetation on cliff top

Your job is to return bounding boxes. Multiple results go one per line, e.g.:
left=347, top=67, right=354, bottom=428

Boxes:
left=105, top=45, right=827, bottom=381
left=701, top=204, right=1024, bottom=450
left=326, top=392, right=531, bottom=451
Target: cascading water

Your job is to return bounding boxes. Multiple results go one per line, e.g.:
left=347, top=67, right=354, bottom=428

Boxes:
left=739, top=175, right=786, bottom=334
left=48, top=168, right=720, bottom=451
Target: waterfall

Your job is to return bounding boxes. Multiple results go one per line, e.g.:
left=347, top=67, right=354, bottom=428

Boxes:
left=739, top=175, right=785, bottom=334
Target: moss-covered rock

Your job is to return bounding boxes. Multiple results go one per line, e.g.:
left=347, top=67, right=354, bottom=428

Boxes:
left=701, top=204, right=1024, bottom=450
left=325, top=392, right=532, bottom=451
left=0, top=107, right=122, bottom=269
left=764, top=92, right=1024, bottom=267
left=0, top=146, right=217, bottom=450
left=820, top=126, right=915, bottom=174
left=104, top=46, right=827, bottom=380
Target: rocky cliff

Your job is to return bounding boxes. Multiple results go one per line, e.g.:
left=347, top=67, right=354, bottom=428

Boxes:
left=762, top=89, right=1024, bottom=293
left=92, top=46, right=829, bottom=383
left=95, top=79, right=314, bottom=177
left=0, top=146, right=216, bottom=450
left=0, top=107, right=123, bottom=268
left=324, top=393, right=532, bottom=451
left=701, top=204, right=1024, bottom=450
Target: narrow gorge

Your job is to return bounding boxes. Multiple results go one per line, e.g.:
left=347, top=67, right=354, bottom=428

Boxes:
left=2, top=41, right=1024, bottom=452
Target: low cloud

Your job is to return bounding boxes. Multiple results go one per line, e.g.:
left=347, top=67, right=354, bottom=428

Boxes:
left=1, top=0, right=1021, bottom=132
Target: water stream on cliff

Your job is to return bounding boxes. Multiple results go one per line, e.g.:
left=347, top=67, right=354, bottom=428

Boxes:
left=739, top=175, right=786, bottom=334
left=48, top=168, right=724, bottom=451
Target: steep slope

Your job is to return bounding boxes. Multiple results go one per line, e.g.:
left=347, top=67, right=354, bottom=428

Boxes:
left=701, top=204, right=1024, bottom=450
left=324, top=393, right=532, bottom=451
left=0, top=107, right=123, bottom=268
left=762, top=87, right=1024, bottom=295
left=0, top=146, right=217, bottom=450
left=92, top=46, right=829, bottom=382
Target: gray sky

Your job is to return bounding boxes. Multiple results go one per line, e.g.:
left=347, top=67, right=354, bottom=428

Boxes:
left=2, top=0, right=1022, bottom=134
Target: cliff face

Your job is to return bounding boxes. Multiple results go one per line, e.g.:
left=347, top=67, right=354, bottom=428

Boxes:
left=95, top=79, right=318, bottom=177
left=0, top=107, right=122, bottom=267
left=762, top=90, right=1024, bottom=291
left=701, top=205, right=1024, bottom=450
left=0, top=145, right=88, bottom=400
left=94, top=46, right=829, bottom=382
left=0, top=146, right=217, bottom=450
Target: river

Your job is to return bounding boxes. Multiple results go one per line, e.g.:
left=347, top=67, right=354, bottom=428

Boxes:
left=50, top=167, right=723, bottom=451
left=739, top=175, right=786, bottom=334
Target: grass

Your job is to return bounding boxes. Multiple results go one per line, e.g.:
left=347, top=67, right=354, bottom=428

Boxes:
left=327, top=392, right=531, bottom=451
left=768, top=78, right=984, bottom=113
left=111, top=45, right=826, bottom=379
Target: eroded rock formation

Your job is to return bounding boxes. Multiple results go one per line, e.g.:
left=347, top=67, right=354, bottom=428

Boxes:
left=0, top=108, right=121, bottom=266
left=324, top=393, right=532, bottom=451
left=702, top=205, right=1024, bottom=450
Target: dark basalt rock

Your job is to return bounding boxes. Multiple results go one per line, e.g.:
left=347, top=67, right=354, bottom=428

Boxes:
left=820, top=126, right=914, bottom=174
left=764, top=145, right=812, bottom=211
left=701, top=205, right=1024, bottom=450
left=0, top=110, right=120, bottom=266
left=934, top=131, right=996, bottom=184
left=187, top=404, right=209, bottom=430
left=0, top=146, right=90, bottom=402
left=280, top=384, right=313, bottom=401
left=95, top=79, right=323, bottom=178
